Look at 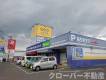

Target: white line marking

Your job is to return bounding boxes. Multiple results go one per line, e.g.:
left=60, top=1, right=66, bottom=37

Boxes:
left=10, top=63, right=35, bottom=74
left=16, top=65, right=29, bottom=74
left=10, top=63, right=56, bottom=75
left=10, top=63, right=105, bottom=75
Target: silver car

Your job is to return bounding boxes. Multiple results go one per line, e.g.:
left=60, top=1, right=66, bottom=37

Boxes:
left=30, top=56, right=57, bottom=71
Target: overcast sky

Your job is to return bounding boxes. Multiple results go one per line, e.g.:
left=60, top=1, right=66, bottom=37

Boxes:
left=0, top=0, right=106, bottom=50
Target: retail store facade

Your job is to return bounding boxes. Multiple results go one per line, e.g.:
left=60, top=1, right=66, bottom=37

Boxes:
left=0, top=37, right=7, bottom=59
left=26, top=32, right=106, bottom=68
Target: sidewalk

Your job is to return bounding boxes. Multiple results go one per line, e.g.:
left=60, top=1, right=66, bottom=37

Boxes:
left=58, top=64, right=71, bottom=69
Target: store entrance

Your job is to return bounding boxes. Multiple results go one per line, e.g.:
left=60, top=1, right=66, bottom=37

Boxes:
left=53, top=48, right=67, bottom=66
left=36, top=48, right=68, bottom=66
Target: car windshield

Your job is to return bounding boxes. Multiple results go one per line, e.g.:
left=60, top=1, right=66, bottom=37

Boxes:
left=30, top=57, right=35, bottom=62
left=32, top=57, right=42, bottom=62
left=26, top=57, right=31, bottom=61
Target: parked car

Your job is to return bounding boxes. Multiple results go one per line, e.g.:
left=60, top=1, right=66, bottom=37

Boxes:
left=16, top=57, right=24, bottom=65
left=25, top=56, right=38, bottom=68
left=21, top=56, right=36, bottom=67
left=16, top=59, right=21, bottom=65
left=30, top=56, right=57, bottom=71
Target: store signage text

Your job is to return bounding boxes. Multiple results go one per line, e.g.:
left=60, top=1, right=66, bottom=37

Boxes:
left=27, top=43, right=42, bottom=51
left=27, top=40, right=50, bottom=51
left=70, top=34, right=90, bottom=44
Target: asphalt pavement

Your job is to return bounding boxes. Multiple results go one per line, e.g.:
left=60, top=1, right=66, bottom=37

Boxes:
left=0, top=62, right=106, bottom=80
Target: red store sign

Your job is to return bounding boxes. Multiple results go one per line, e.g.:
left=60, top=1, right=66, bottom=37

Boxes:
left=8, top=39, right=16, bottom=50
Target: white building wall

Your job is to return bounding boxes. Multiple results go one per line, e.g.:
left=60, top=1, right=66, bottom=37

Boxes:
left=13, top=51, right=26, bottom=56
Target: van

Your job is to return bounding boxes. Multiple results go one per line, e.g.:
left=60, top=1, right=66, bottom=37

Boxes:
left=21, top=56, right=34, bottom=67
left=25, top=56, right=41, bottom=68
left=30, top=56, right=57, bottom=71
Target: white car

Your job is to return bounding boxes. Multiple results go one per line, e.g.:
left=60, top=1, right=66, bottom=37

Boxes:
left=21, top=56, right=38, bottom=67
left=21, top=60, right=26, bottom=67
left=16, top=59, right=21, bottom=65
left=20, top=56, right=31, bottom=67
left=30, top=56, right=57, bottom=71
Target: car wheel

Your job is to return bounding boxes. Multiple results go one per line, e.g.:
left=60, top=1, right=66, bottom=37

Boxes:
left=53, top=65, right=57, bottom=69
left=23, top=64, right=25, bottom=67
left=35, top=66, right=40, bottom=71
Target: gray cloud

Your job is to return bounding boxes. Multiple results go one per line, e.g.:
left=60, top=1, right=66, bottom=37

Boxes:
left=0, top=0, right=106, bottom=49
left=0, top=0, right=106, bottom=35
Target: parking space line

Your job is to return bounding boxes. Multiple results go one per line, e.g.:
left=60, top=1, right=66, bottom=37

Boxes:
left=10, top=63, right=33, bottom=74
left=10, top=63, right=105, bottom=75
left=15, top=65, right=30, bottom=74
left=10, top=63, right=56, bottom=75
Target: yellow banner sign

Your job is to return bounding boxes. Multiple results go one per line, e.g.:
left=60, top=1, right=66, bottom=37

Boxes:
left=83, top=52, right=106, bottom=60
left=32, top=24, right=53, bottom=38
left=0, top=38, right=5, bottom=46
left=73, top=47, right=106, bottom=60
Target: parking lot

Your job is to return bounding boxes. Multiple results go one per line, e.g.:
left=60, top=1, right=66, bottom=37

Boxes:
left=0, top=62, right=51, bottom=80
left=0, top=62, right=105, bottom=80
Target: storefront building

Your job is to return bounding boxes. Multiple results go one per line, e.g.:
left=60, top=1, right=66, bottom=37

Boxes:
left=26, top=32, right=106, bottom=68
left=0, top=37, right=7, bottom=59
left=0, top=46, right=5, bottom=56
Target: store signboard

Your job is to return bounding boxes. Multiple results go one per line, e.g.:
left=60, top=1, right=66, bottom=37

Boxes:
left=42, top=40, right=50, bottom=47
left=0, top=46, right=4, bottom=51
left=70, top=33, right=97, bottom=46
left=32, top=24, right=53, bottom=38
left=8, top=39, right=16, bottom=50
left=72, top=47, right=106, bottom=60
left=70, top=33, right=90, bottom=44
left=27, top=40, right=51, bottom=51
left=27, top=43, right=42, bottom=51
left=67, top=46, right=106, bottom=68
left=82, top=48, right=106, bottom=60
left=0, top=38, right=5, bottom=46
left=72, top=47, right=83, bottom=60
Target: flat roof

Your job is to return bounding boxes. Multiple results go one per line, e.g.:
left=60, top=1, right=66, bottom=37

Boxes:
left=27, top=31, right=106, bottom=52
